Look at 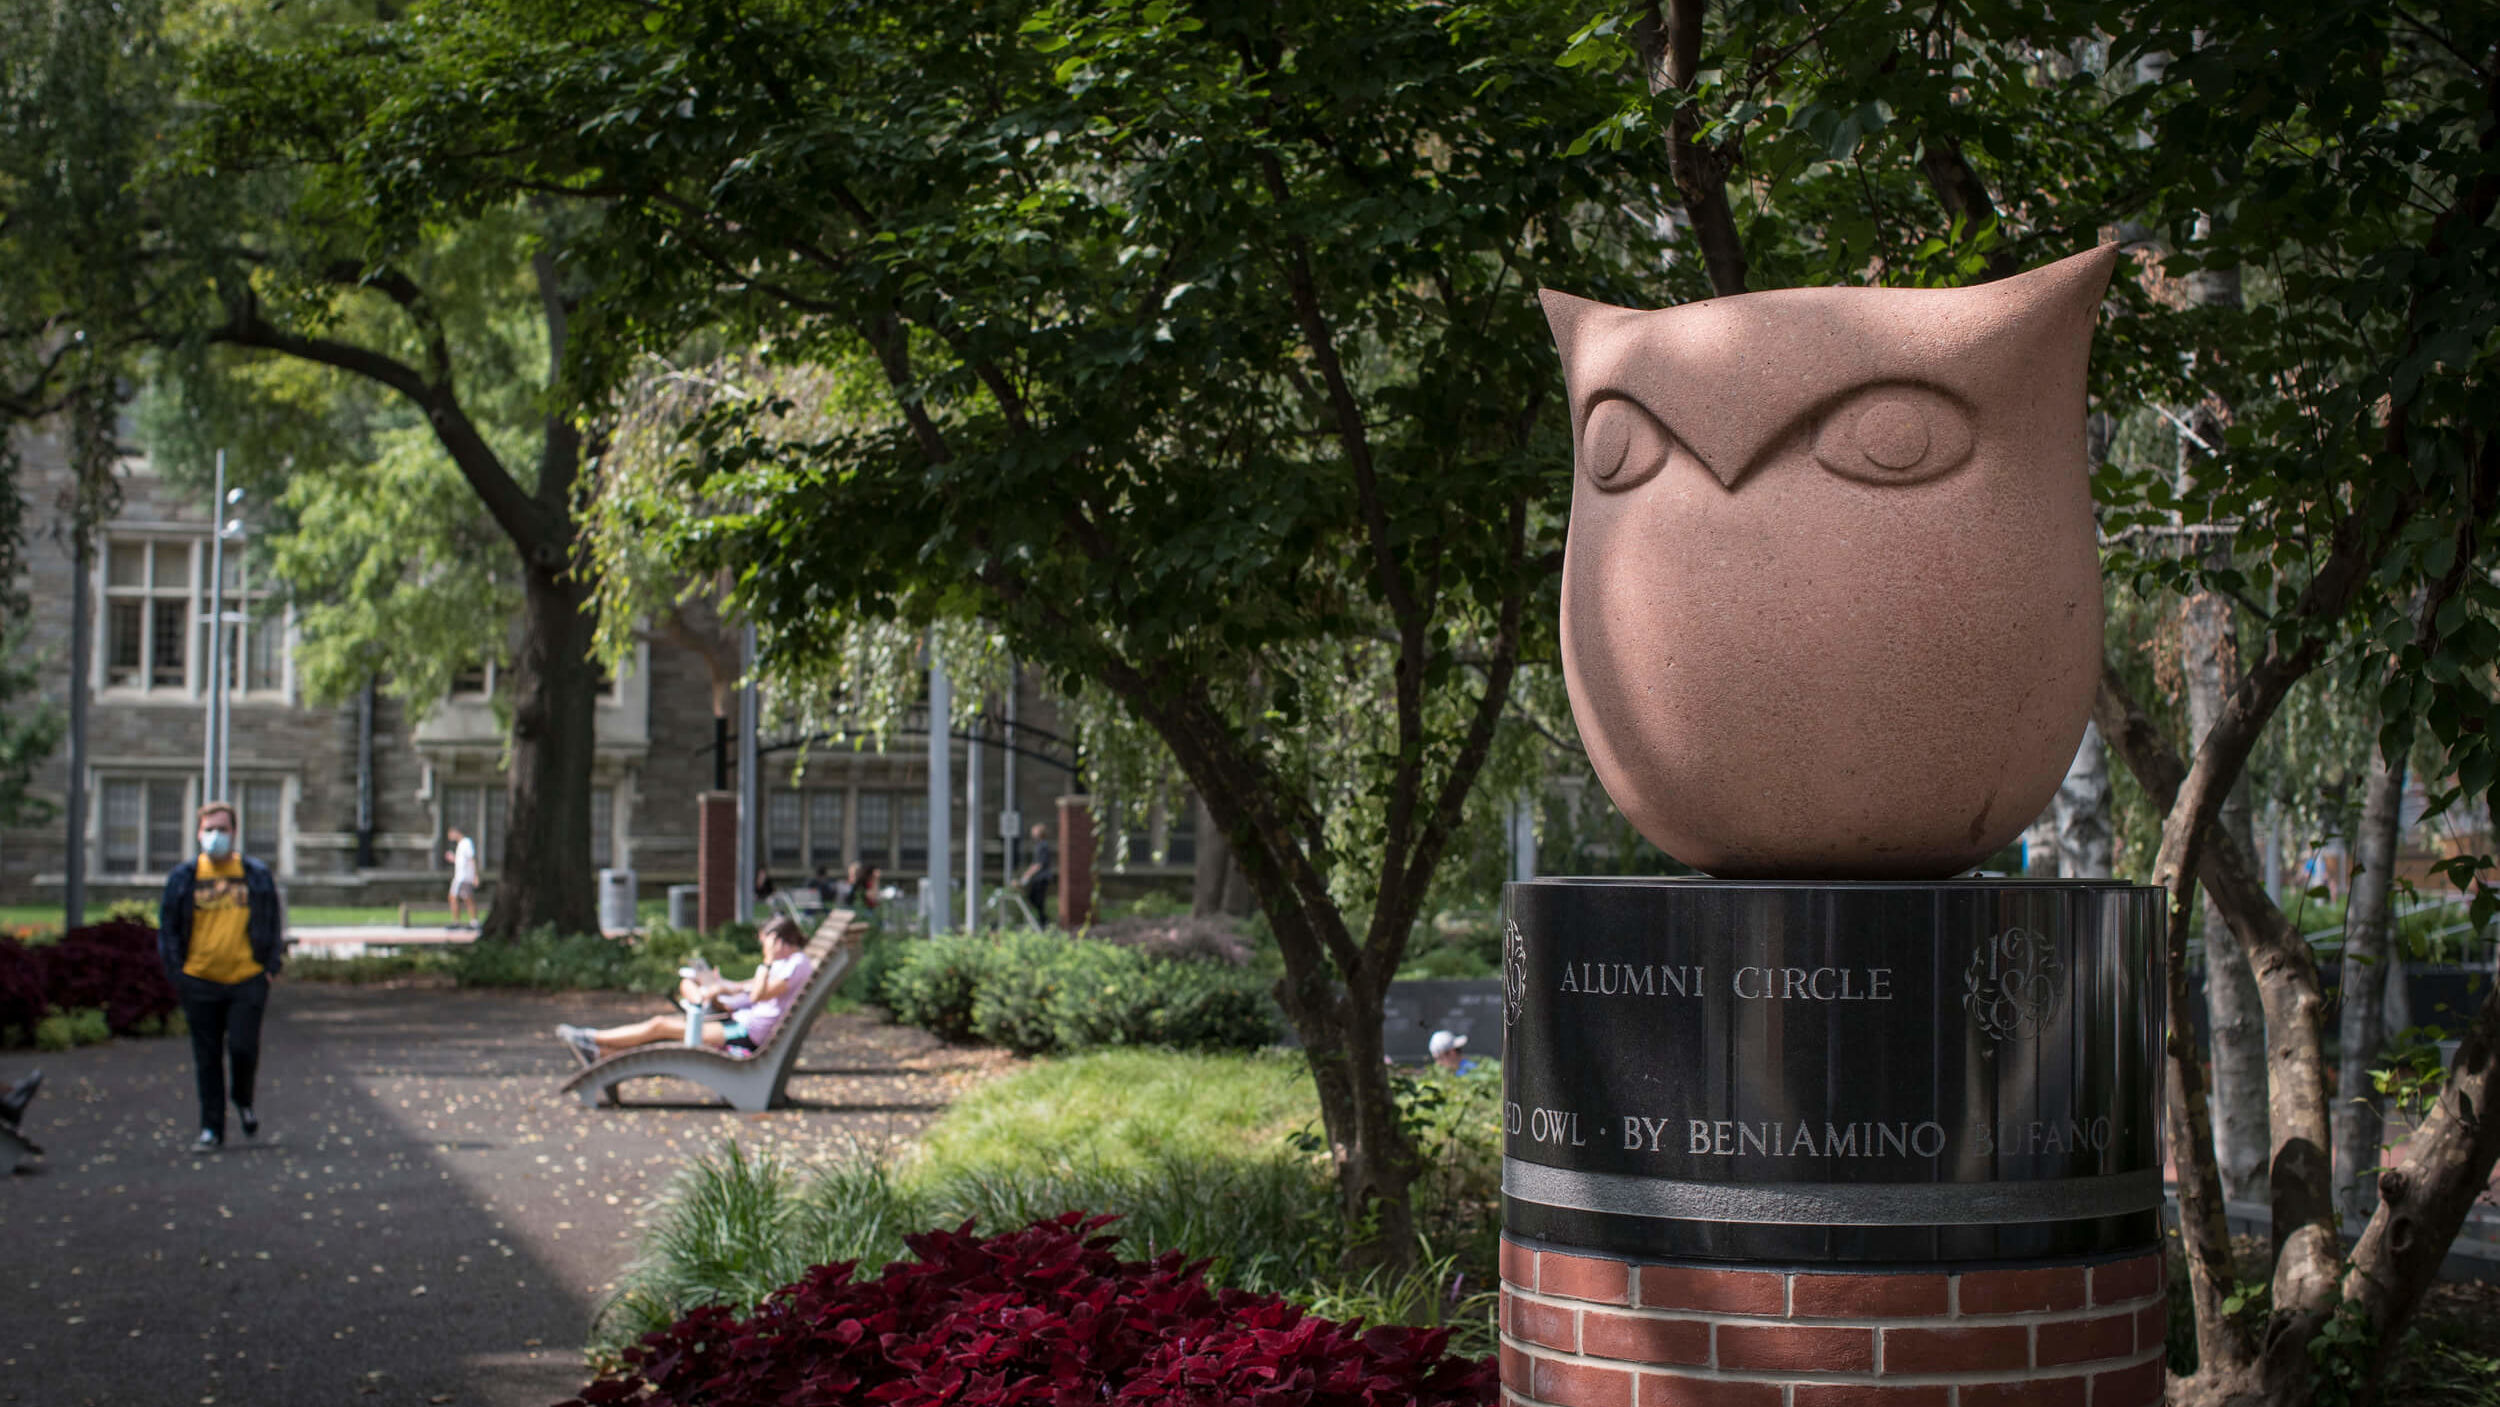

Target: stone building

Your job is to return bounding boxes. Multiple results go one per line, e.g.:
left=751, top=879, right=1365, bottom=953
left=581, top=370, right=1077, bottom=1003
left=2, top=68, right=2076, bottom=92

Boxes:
left=0, top=427, right=1157, bottom=917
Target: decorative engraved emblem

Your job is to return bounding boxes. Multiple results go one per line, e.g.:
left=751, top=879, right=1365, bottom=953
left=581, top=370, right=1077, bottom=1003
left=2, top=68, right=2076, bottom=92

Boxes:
left=1963, top=927, right=2066, bottom=1046
left=1504, top=919, right=1529, bottom=1028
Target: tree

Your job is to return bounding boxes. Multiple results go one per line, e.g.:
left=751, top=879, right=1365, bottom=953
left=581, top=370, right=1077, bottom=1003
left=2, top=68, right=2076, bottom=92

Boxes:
left=152, top=40, right=625, bottom=936
left=299, top=0, right=1672, bottom=1262
left=1569, top=3, right=2500, bottom=1399
left=2083, top=6, right=2500, bottom=1397
left=0, top=0, right=186, bottom=900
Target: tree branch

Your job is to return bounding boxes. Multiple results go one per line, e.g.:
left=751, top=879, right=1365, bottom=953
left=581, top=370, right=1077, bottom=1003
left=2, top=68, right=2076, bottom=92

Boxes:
left=1633, top=0, right=1750, bottom=296
left=210, top=292, right=548, bottom=551
left=1916, top=130, right=2023, bottom=280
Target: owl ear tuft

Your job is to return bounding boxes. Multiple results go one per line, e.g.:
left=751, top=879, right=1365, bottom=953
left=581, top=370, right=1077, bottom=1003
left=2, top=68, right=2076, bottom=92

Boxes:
left=2008, top=244, right=2123, bottom=323
left=1539, top=288, right=1622, bottom=371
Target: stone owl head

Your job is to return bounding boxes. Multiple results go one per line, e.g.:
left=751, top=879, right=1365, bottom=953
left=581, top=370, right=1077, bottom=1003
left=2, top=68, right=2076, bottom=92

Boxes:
left=1541, top=246, right=2120, bottom=880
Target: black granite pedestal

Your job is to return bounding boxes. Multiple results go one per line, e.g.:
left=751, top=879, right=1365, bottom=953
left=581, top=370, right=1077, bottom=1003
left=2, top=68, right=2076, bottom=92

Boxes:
left=1494, top=878, right=2170, bottom=1407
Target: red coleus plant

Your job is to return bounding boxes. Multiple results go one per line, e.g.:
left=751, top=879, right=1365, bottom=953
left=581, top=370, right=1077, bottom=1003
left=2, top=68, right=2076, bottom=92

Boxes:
left=566, top=1213, right=1495, bottom=1407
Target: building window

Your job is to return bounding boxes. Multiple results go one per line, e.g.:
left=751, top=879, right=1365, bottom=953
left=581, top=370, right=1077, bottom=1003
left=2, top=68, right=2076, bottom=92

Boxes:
left=103, top=539, right=193, bottom=692
left=766, top=790, right=802, bottom=869
left=765, top=789, right=848, bottom=876
left=449, top=662, right=491, bottom=698
left=807, top=791, right=845, bottom=872
left=100, top=775, right=192, bottom=874
left=1166, top=800, right=1197, bottom=867
left=206, top=551, right=284, bottom=698
left=856, top=792, right=892, bottom=871
left=236, top=779, right=285, bottom=864
left=897, top=794, right=929, bottom=871
left=591, top=786, right=614, bottom=871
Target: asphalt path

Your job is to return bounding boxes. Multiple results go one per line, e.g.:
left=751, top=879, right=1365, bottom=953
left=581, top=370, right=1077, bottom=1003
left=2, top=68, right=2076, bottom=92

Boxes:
left=1, top=980, right=1007, bottom=1407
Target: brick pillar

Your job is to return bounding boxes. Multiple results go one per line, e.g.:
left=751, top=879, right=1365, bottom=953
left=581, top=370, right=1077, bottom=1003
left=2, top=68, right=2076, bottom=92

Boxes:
left=697, top=791, right=738, bottom=933
left=1055, top=794, right=1095, bottom=929
left=1498, top=1239, right=2166, bottom=1407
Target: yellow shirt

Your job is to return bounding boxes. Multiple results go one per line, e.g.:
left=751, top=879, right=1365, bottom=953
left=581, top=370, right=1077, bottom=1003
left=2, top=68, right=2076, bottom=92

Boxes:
left=184, top=854, right=262, bottom=983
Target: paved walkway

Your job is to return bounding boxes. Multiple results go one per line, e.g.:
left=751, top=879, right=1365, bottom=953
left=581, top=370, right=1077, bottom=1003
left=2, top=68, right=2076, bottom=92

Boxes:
left=2, top=981, right=1010, bottom=1407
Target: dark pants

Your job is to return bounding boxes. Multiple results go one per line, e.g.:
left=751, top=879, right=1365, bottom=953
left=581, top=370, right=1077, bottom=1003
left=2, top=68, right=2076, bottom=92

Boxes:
left=1023, top=874, right=1055, bottom=925
left=176, top=973, right=268, bottom=1136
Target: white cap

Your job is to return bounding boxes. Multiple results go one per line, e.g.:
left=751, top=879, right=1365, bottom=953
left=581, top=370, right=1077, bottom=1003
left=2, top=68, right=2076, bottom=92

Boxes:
left=1428, top=1030, right=1468, bottom=1058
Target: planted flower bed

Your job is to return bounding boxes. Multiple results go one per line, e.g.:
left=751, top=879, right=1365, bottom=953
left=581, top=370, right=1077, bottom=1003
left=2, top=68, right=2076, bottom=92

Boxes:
left=0, top=919, right=181, bottom=1047
left=569, top=1213, right=1495, bottom=1406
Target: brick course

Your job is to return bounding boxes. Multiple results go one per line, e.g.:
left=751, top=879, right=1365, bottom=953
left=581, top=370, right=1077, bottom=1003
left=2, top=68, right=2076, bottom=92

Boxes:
left=1499, top=1239, right=2166, bottom=1407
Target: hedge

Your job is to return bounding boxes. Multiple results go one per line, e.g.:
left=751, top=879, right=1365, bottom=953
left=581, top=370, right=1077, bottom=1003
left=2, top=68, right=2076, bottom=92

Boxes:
left=880, top=929, right=1274, bottom=1056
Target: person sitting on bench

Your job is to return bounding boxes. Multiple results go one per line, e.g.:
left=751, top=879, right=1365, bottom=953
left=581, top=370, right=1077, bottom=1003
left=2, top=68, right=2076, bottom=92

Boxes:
left=555, top=916, right=813, bottom=1065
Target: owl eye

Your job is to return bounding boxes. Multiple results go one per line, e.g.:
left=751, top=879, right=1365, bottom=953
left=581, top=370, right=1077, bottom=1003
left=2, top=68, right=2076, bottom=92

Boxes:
left=1811, top=384, right=1975, bottom=486
left=1580, top=396, right=1677, bottom=492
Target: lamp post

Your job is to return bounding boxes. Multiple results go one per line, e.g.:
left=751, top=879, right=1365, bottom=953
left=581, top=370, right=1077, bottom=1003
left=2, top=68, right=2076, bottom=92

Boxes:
left=201, top=455, right=246, bottom=802
left=215, top=501, right=246, bottom=801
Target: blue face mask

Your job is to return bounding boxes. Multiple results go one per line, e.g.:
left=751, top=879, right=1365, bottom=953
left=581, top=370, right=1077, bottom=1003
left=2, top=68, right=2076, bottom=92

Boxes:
left=200, top=829, right=235, bottom=858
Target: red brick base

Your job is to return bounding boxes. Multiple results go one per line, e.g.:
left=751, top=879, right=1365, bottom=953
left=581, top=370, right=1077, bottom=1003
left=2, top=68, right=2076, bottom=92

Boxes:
left=1499, top=1239, right=2167, bottom=1407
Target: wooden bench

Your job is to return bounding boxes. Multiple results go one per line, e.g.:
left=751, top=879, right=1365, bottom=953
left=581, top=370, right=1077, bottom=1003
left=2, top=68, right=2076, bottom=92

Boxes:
left=558, top=909, right=871, bottom=1112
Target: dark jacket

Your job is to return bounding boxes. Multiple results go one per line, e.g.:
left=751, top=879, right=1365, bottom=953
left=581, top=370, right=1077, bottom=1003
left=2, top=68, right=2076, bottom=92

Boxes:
left=158, top=855, right=286, bottom=984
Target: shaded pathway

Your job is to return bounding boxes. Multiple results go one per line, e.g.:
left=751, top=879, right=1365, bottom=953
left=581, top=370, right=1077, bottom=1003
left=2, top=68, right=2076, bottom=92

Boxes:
left=2, top=981, right=1008, bottom=1407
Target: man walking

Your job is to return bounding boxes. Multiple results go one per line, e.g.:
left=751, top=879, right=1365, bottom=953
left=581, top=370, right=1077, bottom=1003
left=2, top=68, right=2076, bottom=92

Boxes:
left=158, top=800, right=285, bottom=1154
left=1017, top=821, right=1056, bottom=926
left=446, top=825, right=480, bottom=929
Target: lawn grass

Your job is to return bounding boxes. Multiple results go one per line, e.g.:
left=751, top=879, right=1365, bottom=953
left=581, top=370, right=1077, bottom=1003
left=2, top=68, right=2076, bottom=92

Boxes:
left=911, top=1047, right=1318, bottom=1174
left=2, top=902, right=420, bottom=934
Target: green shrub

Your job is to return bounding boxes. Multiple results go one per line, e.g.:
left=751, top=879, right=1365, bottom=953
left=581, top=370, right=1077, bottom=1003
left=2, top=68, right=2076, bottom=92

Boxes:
left=34, top=1005, right=111, bottom=1050
left=1393, top=908, right=1505, bottom=980
left=968, top=931, right=1068, bottom=1055
left=289, top=951, right=450, bottom=984
left=882, top=928, right=1273, bottom=1055
left=880, top=933, right=986, bottom=1041
left=442, top=924, right=765, bottom=995
left=841, top=931, right=904, bottom=1005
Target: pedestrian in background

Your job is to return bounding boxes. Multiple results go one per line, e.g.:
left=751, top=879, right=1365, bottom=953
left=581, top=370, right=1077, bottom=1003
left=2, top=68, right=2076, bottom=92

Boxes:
left=445, top=825, right=480, bottom=929
left=1017, top=822, right=1056, bottom=925
left=158, top=800, right=285, bottom=1154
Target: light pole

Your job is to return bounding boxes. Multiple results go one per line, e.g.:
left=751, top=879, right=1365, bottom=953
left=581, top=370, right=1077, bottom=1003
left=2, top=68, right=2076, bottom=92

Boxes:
left=214, top=499, right=246, bottom=801
left=735, top=622, right=758, bottom=925
left=925, top=648, right=951, bottom=935
left=201, top=455, right=246, bottom=802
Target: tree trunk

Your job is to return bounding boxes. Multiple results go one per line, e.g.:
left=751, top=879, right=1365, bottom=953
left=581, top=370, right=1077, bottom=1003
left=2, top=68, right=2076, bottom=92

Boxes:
left=2332, top=753, right=2406, bottom=1222
left=1191, top=794, right=1256, bottom=918
left=1275, top=951, right=1419, bottom=1270
left=482, top=566, right=602, bottom=939
left=2053, top=723, right=2114, bottom=878
left=1131, top=684, right=1425, bottom=1270
left=2020, top=809, right=2062, bottom=876
left=2186, top=577, right=2272, bottom=1204
left=1633, top=1, right=1749, bottom=298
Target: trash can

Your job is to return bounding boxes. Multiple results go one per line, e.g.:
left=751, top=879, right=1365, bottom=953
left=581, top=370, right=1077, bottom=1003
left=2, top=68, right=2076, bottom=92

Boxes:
left=597, top=869, right=638, bottom=933
left=668, top=884, right=700, bottom=931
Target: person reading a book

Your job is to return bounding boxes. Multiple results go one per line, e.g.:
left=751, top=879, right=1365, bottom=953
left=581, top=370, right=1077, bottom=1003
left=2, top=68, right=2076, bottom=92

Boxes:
left=554, top=916, right=813, bottom=1064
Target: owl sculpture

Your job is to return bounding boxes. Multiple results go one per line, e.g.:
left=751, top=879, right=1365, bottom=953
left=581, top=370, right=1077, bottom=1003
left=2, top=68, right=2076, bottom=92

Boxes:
left=1542, top=246, right=2119, bottom=880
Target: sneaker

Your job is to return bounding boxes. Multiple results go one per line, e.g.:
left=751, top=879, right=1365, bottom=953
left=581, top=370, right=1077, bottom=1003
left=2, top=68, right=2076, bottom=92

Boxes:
left=237, top=1106, right=258, bottom=1139
left=191, top=1129, right=222, bottom=1155
left=556, top=1026, right=600, bottom=1068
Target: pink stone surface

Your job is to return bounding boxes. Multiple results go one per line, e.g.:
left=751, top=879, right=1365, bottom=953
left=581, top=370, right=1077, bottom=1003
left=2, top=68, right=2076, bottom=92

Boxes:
left=1542, top=247, right=2119, bottom=879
